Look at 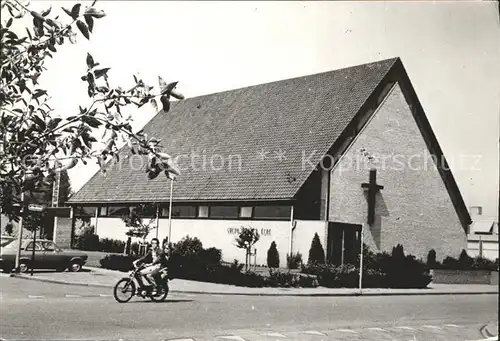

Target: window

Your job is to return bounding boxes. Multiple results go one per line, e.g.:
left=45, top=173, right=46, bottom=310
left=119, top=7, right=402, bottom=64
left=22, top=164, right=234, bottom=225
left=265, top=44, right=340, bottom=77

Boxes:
left=41, top=241, right=58, bottom=251
left=239, top=207, right=253, bottom=218
left=135, top=204, right=157, bottom=218
left=209, top=206, right=238, bottom=219
left=74, top=206, right=96, bottom=217
left=108, top=206, right=131, bottom=217
left=25, top=242, right=42, bottom=251
left=198, top=206, right=209, bottom=218
left=98, top=206, right=108, bottom=216
left=163, top=205, right=197, bottom=218
left=253, top=205, right=291, bottom=220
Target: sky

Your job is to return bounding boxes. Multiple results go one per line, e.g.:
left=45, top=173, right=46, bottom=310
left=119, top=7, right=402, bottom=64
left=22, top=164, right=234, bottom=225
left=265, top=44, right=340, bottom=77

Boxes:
left=13, top=1, right=500, bottom=218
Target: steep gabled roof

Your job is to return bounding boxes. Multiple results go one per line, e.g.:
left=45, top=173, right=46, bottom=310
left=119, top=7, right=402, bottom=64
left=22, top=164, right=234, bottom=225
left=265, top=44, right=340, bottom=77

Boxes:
left=69, top=57, right=398, bottom=203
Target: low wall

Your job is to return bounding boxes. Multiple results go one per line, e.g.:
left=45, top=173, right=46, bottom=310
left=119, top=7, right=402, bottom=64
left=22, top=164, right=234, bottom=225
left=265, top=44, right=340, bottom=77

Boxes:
left=431, top=269, right=498, bottom=285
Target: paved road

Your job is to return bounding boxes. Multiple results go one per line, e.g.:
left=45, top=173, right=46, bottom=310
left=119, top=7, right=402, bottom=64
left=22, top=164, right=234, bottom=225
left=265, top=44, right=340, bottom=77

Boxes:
left=0, top=276, right=497, bottom=341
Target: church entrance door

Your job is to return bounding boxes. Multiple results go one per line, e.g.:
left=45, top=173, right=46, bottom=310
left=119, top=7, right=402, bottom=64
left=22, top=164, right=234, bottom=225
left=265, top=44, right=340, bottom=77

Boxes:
left=327, top=222, right=361, bottom=266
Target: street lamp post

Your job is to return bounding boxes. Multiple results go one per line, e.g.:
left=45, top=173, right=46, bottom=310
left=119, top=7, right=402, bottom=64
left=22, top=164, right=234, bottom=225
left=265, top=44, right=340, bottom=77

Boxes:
left=167, top=179, right=173, bottom=246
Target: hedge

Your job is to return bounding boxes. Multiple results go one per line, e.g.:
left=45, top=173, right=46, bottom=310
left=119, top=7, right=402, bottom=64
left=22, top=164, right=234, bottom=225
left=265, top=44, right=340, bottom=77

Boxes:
left=427, top=249, right=499, bottom=271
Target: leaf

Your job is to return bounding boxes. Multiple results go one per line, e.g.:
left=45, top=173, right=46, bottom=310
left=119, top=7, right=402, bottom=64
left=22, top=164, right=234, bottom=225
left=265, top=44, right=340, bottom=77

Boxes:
left=69, top=32, right=77, bottom=44
left=6, top=18, right=12, bottom=28
left=48, top=42, right=56, bottom=53
left=170, top=89, right=185, bottom=100
left=82, top=116, right=101, bottom=128
left=91, top=0, right=98, bottom=6
left=162, top=81, right=178, bottom=96
left=47, top=118, right=62, bottom=130
left=71, top=4, right=81, bottom=19
left=94, top=68, right=110, bottom=79
left=33, top=89, right=47, bottom=99
left=160, top=95, right=170, bottom=112
left=62, top=7, right=73, bottom=18
left=158, top=76, right=168, bottom=92
left=33, top=16, right=44, bottom=32
left=41, top=5, right=52, bottom=17
left=150, top=99, right=158, bottom=112
left=25, top=28, right=32, bottom=40
left=84, top=14, right=94, bottom=33
left=84, top=7, right=106, bottom=18
left=30, top=10, right=45, bottom=21
left=32, top=115, right=46, bottom=130
left=86, top=53, right=94, bottom=69
left=76, top=20, right=89, bottom=40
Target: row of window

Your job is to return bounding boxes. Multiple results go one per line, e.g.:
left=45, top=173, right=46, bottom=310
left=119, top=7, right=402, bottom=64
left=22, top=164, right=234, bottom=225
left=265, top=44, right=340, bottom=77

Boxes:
left=74, top=204, right=292, bottom=220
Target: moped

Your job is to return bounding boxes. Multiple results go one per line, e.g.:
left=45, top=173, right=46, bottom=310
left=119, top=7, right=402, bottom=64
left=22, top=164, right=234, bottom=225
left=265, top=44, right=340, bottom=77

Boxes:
left=113, top=262, right=169, bottom=303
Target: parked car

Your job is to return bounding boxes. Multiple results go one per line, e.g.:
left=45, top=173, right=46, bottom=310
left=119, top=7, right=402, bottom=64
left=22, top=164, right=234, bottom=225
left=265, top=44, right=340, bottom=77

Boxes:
left=0, top=239, right=88, bottom=273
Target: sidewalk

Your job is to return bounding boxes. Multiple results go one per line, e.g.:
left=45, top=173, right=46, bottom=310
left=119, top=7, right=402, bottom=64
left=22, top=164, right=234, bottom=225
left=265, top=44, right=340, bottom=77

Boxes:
left=10, top=266, right=499, bottom=297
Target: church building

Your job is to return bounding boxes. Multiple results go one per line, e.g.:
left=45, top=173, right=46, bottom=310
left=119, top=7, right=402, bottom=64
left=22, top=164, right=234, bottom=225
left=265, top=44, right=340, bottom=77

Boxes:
left=68, top=57, right=471, bottom=267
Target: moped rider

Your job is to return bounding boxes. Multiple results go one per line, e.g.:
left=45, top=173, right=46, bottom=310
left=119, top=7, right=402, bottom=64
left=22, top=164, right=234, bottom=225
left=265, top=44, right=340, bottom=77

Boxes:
left=133, top=238, right=168, bottom=288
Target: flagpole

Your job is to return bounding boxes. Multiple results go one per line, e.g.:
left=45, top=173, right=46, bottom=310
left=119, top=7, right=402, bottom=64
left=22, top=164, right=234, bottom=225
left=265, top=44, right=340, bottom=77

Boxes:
left=167, top=179, right=173, bottom=245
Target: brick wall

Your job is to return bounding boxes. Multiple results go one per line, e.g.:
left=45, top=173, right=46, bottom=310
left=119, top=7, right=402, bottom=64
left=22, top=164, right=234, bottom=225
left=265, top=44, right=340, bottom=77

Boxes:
left=329, top=83, right=467, bottom=261
left=431, top=269, right=497, bottom=285
left=54, top=217, right=72, bottom=249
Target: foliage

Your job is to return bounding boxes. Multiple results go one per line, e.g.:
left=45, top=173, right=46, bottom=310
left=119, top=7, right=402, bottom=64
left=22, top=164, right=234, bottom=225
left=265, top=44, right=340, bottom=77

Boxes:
left=308, top=233, right=325, bottom=265
left=121, top=204, right=157, bottom=242
left=234, top=225, right=260, bottom=270
left=98, top=238, right=125, bottom=254
left=73, top=225, right=99, bottom=251
left=4, top=221, right=14, bottom=235
left=286, top=251, right=303, bottom=269
left=303, top=244, right=432, bottom=288
left=433, top=249, right=498, bottom=271
left=426, top=249, right=437, bottom=267
left=0, top=0, right=184, bottom=224
left=266, top=241, right=280, bottom=268
left=167, top=235, right=220, bottom=279
left=266, top=268, right=318, bottom=288
left=99, top=254, right=138, bottom=272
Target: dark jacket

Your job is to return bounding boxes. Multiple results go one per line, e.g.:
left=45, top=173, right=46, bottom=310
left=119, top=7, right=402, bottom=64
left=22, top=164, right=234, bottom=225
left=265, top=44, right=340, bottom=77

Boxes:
left=136, top=247, right=168, bottom=267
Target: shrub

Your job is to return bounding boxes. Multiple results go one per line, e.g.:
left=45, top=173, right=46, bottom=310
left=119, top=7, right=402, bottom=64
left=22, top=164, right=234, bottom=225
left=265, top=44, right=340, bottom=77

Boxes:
left=440, top=252, right=498, bottom=271
left=99, top=238, right=126, bottom=254
left=267, top=241, right=280, bottom=268
left=308, top=233, right=325, bottom=265
left=427, top=249, right=437, bottom=267
left=287, top=252, right=303, bottom=269
left=168, top=236, right=223, bottom=280
left=200, top=247, right=222, bottom=266
left=303, top=244, right=431, bottom=288
left=74, top=225, right=100, bottom=251
left=99, top=254, right=138, bottom=272
left=266, top=269, right=318, bottom=288
left=471, top=256, right=498, bottom=271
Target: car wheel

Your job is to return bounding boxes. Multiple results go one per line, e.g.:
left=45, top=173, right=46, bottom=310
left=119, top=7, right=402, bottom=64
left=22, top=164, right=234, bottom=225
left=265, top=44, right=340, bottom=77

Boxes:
left=19, top=261, right=29, bottom=273
left=69, top=260, right=82, bottom=272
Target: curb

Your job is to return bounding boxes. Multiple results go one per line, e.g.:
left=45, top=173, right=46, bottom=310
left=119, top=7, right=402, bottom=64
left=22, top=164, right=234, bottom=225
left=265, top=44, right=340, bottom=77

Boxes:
left=10, top=273, right=499, bottom=297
